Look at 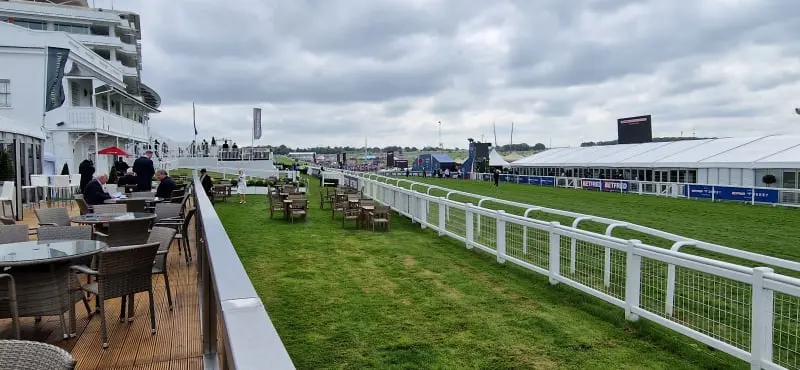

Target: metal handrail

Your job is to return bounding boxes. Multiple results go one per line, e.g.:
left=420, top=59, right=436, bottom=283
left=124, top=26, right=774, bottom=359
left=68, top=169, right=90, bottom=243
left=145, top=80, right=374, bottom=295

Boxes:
left=193, top=170, right=295, bottom=369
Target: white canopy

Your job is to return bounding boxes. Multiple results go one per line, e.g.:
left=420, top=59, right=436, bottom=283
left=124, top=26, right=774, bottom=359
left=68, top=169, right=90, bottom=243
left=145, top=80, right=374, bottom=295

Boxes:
left=489, top=149, right=510, bottom=167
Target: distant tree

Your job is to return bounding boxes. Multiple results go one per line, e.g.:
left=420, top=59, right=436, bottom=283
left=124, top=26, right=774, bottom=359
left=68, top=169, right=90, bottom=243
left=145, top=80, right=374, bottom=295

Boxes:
left=762, top=174, right=777, bottom=187
left=532, top=143, right=546, bottom=151
left=60, top=163, right=70, bottom=175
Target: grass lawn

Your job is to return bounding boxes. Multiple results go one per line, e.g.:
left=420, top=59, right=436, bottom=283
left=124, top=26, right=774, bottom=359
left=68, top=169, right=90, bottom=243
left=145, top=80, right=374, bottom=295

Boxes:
left=216, top=178, right=744, bottom=369
left=391, top=177, right=800, bottom=264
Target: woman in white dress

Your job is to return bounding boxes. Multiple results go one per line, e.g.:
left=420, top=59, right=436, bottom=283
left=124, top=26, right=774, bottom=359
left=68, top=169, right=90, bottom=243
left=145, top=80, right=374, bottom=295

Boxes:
left=237, top=168, right=247, bottom=204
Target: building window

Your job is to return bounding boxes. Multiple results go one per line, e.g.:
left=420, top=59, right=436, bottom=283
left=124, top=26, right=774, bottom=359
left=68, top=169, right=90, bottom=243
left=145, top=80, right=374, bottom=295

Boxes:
left=55, top=23, right=90, bottom=35
left=0, top=80, right=9, bottom=107
left=6, top=19, right=47, bottom=30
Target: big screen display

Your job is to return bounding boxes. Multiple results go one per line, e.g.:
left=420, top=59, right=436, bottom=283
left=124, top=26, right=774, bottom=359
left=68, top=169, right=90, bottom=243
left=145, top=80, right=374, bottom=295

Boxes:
left=617, top=115, right=653, bottom=144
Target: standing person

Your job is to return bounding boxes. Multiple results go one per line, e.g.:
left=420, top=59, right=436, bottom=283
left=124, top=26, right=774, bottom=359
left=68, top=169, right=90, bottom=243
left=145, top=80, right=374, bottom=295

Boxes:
left=493, top=169, right=500, bottom=187
left=237, top=168, right=247, bottom=204
left=132, top=150, right=155, bottom=191
left=78, top=158, right=95, bottom=193
left=199, top=168, right=214, bottom=198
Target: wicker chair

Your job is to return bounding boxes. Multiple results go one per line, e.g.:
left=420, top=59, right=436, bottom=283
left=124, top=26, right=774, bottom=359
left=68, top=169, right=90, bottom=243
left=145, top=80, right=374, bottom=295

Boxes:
left=0, top=340, right=76, bottom=369
left=94, top=218, right=151, bottom=248
left=130, top=191, right=155, bottom=199
left=148, top=227, right=177, bottom=309
left=0, top=217, right=37, bottom=236
left=0, top=274, right=19, bottom=339
left=34, top=207, right=70, bottom=227
left=91, top=204, right=127, bottom=214
left=70, top=242, right=160, bottom=349
left=153, top=203, right=181, bottom=224
left=74, top=197, right=91, bottom=215
left=288, top=199, right=308, bottom=223
left=0, top=224, right=29, bottom=243
left=36, top=225, right=93, bottom=241
left=124, top=198, right=147, bottom=213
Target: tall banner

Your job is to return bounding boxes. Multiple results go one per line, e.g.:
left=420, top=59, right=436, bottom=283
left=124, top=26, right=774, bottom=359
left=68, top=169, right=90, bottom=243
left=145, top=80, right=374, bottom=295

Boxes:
left=253, top=107, right=262, bottom=139
left=45, top=47, right=70, bottom=112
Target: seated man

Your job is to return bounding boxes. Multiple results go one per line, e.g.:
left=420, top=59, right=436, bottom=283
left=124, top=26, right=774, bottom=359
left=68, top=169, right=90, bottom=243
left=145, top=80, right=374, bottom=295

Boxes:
left=117, top=168, right=138, bottom=187
left=155, top=169, right=176, bottom=199
left=83, top=173, right=112, bottom=205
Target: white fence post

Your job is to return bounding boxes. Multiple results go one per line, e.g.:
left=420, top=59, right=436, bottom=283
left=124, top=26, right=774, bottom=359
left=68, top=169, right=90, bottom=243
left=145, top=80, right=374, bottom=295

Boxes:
left=603, top=247, right=612, bottom=288
left=420, top=198, right=428, bottom=229
left=750, top=267, right=774, bottom=370
left=496, top=210, right=506, bottom=264
left=548, top=222, right=561, bottom=285
left=666, top=263, right=676, bottom=317
left=465, top=203, right=474, bottom=249
left=624, top=239, right=642, bottom=322
left=438, top=198, right=446, bottom=236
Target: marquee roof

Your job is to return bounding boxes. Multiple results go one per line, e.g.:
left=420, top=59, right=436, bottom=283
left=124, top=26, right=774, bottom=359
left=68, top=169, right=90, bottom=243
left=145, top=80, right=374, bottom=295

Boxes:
left=511, top=135, right=800, bottom=169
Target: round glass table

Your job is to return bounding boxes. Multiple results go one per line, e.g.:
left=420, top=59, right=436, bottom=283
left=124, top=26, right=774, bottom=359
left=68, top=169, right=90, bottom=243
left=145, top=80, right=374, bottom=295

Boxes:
left=0, top=239, right=107, bottom=267
left=103, top=197, right=165, bottom=204
left=70, top=212, right=157, bottom=224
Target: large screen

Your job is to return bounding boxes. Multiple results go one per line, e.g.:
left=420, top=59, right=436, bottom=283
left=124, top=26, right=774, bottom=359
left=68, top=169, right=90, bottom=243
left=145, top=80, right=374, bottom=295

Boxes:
left=617, top=115, right=653, bottom=144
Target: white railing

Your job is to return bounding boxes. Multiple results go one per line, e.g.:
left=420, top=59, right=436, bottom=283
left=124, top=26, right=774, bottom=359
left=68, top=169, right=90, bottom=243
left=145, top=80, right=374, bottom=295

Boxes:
left=65, top=107, right=148, bottom=140
left=329, top=169, right=800, bottom=370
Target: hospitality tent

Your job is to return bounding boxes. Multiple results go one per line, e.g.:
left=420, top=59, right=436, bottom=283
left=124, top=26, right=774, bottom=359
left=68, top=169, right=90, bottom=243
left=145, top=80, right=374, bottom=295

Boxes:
left=489, top=149, right=510, bottom=167
left=510, top=135, right=800, bottom=188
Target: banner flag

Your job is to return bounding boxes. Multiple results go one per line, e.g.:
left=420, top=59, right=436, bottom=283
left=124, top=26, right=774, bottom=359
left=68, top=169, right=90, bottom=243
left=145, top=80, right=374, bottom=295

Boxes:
left=253, top=107, right=262, bottom=139
left=44, top=47, right=70, bottom=112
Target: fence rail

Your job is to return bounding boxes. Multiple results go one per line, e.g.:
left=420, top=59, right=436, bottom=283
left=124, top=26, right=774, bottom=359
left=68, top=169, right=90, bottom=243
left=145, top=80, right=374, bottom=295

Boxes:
left=333, top=169, right=800, bottom=370
left=193, top=171, right=295, bottom=369
left=379, top=170, right=800, bottom=207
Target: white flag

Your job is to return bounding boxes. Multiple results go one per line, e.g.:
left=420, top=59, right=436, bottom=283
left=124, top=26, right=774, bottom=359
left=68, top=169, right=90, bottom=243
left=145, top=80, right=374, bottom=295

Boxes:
left=253, top=107, right=262, bottom=140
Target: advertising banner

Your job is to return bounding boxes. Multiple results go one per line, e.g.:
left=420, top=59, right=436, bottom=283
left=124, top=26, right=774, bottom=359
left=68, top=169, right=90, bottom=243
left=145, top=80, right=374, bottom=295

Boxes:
left=580, top=179, right=629, bottom=192
left=687, top=184, right=779, bottom=203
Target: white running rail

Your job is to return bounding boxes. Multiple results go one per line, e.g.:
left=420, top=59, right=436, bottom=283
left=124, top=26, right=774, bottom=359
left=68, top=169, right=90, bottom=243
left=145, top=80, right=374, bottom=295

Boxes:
left=324, top=168, right=800, bottom=370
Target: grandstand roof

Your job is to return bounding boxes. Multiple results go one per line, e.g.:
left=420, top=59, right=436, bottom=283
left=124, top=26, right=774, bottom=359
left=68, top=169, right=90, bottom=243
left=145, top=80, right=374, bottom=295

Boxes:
left=511, top=135, right=800, bottom=169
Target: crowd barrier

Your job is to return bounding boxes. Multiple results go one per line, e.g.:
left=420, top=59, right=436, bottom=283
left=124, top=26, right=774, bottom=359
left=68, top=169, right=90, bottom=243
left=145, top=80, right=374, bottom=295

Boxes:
left=328, top=168, right=800, bottom=370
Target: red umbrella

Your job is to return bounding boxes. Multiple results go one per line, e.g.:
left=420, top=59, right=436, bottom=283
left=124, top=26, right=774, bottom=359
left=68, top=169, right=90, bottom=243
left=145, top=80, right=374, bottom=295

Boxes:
left=97, top=146, right=131, bottom=156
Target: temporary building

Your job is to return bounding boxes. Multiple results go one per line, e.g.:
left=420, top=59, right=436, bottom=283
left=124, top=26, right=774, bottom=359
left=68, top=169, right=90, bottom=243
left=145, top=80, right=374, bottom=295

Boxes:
left=412, top=153, right=456, bottom=172
left=510, top=135, right=800, bottom=188
left=488, top=149, right=510, bottom=167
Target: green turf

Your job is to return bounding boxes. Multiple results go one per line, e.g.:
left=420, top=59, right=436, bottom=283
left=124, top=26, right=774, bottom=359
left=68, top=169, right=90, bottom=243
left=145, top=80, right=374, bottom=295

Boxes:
left=216, top=177, right=745, bottom=369
left=387, top=177, right=800, bottom=264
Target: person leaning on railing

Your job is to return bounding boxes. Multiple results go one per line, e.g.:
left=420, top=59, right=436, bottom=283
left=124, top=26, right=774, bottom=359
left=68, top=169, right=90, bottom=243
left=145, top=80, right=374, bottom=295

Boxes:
left=199, top=168, right=213, bottom=197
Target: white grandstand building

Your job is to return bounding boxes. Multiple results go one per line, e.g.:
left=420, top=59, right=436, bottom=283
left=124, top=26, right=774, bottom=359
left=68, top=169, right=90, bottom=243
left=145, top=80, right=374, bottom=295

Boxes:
left=511, top=135, right=800, bottom=189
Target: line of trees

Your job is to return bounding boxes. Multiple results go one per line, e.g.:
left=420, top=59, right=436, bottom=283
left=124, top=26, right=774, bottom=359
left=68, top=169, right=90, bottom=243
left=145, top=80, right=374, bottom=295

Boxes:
left=263, top=143, right=548, bottom=155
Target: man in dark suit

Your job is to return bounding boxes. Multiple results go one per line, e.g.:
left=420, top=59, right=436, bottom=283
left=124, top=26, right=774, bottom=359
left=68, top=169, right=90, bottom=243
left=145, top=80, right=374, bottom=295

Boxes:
left=78, top=159, right=95, bottom=193
left=155, top=169, right=176, bottom=199
left=117, top=168, right=138, bottom=188
left=83, top=173, right=112, bottom=205
left=199, top=168, right=213, bottom=196
left=132, top=150, right=155, bottom=191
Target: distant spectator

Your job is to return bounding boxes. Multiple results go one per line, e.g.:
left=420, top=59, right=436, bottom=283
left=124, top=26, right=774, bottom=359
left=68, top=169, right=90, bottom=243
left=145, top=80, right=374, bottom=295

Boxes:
left=493, top=169, right=500, bottom=187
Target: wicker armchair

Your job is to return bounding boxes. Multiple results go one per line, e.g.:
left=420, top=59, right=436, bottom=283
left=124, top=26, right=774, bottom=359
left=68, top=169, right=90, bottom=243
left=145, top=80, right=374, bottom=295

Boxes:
left=0, top=340, right=76, bottom=369
left=0, top=274, right=19, bottom=339
left=70, top=242, right=160, bottom=348
left=124, top=198, right=147, bottom=213
left=1, top=217, right=37, bottom=236
left=153, top=203, right=181, bottom=224
left=36, top=225, right=93, bottom=241
left=94, top=218, right=151, bottom=248
left=34, top=207, right=70, bottom=227
left=91, top=204, right=127, bottom=214
left=148, top=227, right=177, bottom=309
left=0, top=224, right=29, bottom=243
left=74, top=197, right=91, bottom=215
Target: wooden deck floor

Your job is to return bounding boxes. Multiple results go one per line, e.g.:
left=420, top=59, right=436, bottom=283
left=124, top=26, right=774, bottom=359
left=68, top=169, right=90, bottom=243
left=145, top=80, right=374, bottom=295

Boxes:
left=0, top=205, right=203, bottom=369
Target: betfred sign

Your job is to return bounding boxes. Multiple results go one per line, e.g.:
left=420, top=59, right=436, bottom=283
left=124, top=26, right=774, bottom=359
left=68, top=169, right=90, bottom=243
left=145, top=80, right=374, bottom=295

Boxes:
left=581, top=179, right=629, bottom=192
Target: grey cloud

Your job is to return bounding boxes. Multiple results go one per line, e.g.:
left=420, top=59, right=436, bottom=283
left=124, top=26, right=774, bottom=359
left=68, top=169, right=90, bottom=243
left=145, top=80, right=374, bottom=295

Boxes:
left=131, top=0, right=800, bottom=148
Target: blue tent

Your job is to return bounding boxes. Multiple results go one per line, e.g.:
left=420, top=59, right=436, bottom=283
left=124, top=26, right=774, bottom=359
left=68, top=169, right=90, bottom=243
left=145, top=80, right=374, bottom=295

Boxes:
left=412, top=153, right=455, bottom=172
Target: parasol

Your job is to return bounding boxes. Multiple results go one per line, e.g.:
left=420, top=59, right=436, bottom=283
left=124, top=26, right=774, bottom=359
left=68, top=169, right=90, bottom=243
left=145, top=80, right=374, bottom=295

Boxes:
left=97, top=146, right=131, bottom=156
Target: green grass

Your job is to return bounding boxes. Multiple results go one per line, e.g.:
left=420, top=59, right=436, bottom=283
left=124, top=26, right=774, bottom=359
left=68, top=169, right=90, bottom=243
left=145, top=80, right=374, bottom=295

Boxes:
left=217, top=178, right=745, bottom=369
left=389, top=177, right=800, bottom=264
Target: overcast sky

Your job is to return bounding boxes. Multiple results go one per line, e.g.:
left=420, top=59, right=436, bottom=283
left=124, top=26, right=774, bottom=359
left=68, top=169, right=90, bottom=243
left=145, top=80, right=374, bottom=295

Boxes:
left=98, top=0, right=800, bottom=149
